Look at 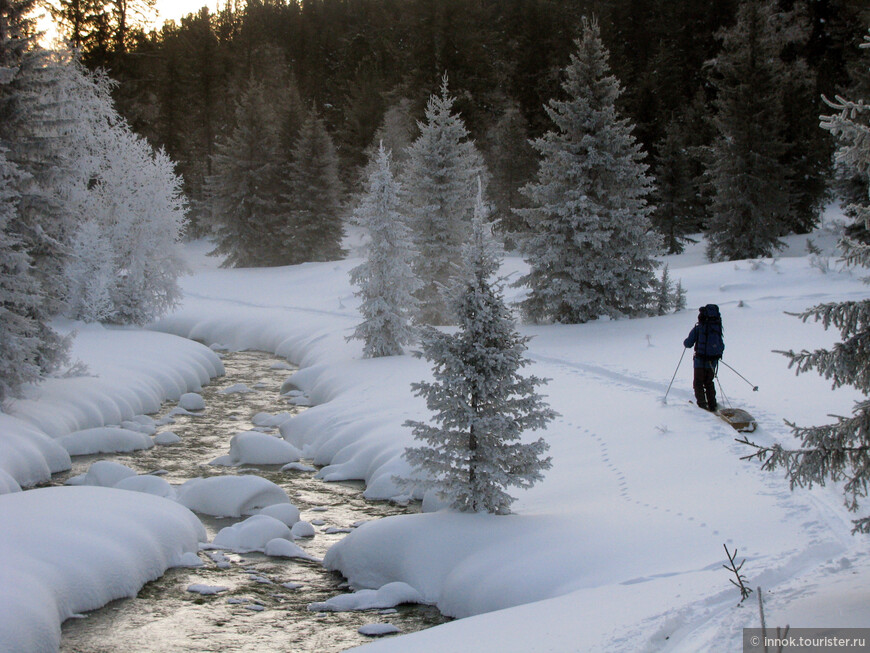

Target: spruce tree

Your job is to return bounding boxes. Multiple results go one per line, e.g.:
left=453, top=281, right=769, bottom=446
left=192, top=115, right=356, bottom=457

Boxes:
left=205, top=79, right=284, bottom=267
left=348, top=143, right=420, bottom=357
left=516, top=17, right=660, bottom=324
left=0, top=2, right=70, bottom=383
left=742, top=32, right=870, bottom=533
left=704, top=0, right=806, bottom=260
left=652, top=116, right=698, bottom=254
left=484, top=100, right=537, bottom=248
left=0, top=146, right=45, bottom=402
left=402, top=75, right=487, bottom=325
left=283, top=107, right=345, bottom=264
left=403, top=187, right=555, bottom=514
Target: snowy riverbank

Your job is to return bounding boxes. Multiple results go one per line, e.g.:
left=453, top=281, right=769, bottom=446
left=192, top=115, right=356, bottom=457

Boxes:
left=3, top=216, right=870, bottom=650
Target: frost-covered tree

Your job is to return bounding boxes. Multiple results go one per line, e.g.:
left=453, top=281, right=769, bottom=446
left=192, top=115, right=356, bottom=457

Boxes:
left=516, top=17, right=660, bottom=324
left=205, top=79, right=285, bottom=267
left=650, top=264, right=686, bottom=316
left=0, top=146, right=48, bottom=401
left=54, top=57, right=186, bottom=325
left=87, top=124, right=187, bottom=324
left=402, top=75, right=487, bottom=325
left=403, top=188, right=555, bottom=514
left=348, top=143, right=420, bottom=357
left=742, top=32, right=870, bottom=533
left=703, top=0, right=806, bottom=261
left=0, top=3, right=71, bottom=384
left=65, top=219, right=114, bottom=323
left=283, top=107, right=345, bottom=263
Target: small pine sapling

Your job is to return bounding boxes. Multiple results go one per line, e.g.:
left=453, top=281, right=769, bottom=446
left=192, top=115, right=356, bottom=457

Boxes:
left=402, top=184, right=556, bottom=514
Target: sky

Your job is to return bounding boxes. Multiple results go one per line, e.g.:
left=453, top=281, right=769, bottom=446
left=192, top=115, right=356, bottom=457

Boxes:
left=151, top=1, right=220, bottom=28
left=37, top=1, right=220, bottom=44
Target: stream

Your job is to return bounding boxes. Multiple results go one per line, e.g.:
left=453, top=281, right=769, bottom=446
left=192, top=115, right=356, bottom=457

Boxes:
left=52, top=350, right=448, bottom=652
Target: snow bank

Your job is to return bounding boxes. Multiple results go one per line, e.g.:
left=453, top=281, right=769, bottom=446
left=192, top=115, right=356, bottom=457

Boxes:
left=57, top=426, right=155, bottom=455
left=0, top=323, right=222, bottom=493
left=0, top=486, right=205, bottom=653
left=176, top=475, right=290, bottom=517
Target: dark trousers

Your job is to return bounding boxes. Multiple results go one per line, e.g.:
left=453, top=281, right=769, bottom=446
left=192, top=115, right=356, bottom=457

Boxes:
left=693, top=366, right=717, bottom=410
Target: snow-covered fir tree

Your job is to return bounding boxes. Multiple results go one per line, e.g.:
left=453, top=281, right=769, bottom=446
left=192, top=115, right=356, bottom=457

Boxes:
left=0, top=3, right=71, bottom=387
left=283, top=106, right=345, bottom=264
left=0, top=145, right=49, bottom=402
left=402, top=75, right=487, bottom=325
left=743, top=32, right=870, bottom=533
left=205, top=79, right=285, bottom=267
left=348, top=143, right=420, bottom=357
left=703, top=0, right=806, bottom=261
left=403, top=187, right=555, bottom=514
left=650, top=264, right=686, bottom=316
left=516, top=17, right=660, bottom=324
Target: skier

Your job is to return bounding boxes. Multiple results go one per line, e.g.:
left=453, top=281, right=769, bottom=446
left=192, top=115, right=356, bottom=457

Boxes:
left=683, top=304, right=724, bottom=412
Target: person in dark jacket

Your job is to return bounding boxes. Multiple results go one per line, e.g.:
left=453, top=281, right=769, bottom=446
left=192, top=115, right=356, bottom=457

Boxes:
left=684, top=305, right=724, bottom=411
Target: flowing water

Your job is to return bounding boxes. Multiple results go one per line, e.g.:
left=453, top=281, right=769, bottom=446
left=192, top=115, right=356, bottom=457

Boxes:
left=53, top=350, right=448, bottom=652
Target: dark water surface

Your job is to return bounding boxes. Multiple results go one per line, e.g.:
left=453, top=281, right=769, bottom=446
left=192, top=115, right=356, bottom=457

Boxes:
left=54, top=350, right=448, bottom=652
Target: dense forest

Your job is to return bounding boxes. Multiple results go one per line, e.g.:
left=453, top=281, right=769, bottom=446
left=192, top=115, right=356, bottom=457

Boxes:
left=51, top=0, right=870, bottom=242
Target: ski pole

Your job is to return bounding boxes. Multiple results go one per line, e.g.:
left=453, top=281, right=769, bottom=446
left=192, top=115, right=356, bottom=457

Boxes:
left=719, top=360, right=759, bottom=391
left=663, top=347, right=687, bottom=404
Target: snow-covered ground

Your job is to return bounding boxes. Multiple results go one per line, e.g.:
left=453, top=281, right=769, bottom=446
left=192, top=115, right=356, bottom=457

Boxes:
left=2, top=208, right=869, bottom=651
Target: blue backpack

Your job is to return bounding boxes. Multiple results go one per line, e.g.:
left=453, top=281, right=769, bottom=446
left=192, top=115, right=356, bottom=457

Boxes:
left=696, top=304, right=724, bottom=360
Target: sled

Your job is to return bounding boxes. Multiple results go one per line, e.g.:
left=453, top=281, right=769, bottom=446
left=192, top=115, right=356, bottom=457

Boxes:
left=717, top=407, right=757, bottom=433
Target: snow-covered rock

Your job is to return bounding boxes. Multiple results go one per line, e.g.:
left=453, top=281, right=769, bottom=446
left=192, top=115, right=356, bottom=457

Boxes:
left=178, top=392, right=206, bottom=411
left=187, top=584, right=228, bottom=595
left=176, top=475, right=290, bottom=517
left=114, top=474, right=176, bottom=500
left=257, top=503, right=301, bottom=526
left=210, top=514, right=292, bottom=553
left=359, top=623, right=401, bottom=637
left=252, top=412, right=294, bottom=428
left=291, top=521, right=316, bottom=539
left=58, top=426, right=154, bottom=456
left=307, top=582, right=424, bottom=612
left=154, top=430, right=181, bottom=445
left=66, top=460, right=137, bottom=487
left=227, top=431, right=303, bottom=466
left=263, top=538, right=319, bottom=561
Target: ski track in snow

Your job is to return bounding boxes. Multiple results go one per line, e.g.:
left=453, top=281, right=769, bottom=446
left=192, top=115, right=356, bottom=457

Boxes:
left=528, top=345, right=865, bottom=650
left=183, top=291, right=358, bottom=321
